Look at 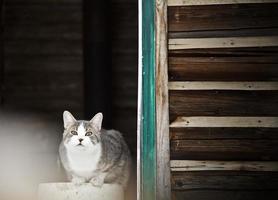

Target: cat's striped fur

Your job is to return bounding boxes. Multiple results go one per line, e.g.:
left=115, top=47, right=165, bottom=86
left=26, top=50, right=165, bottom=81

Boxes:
left=59, top=111, right=131, bottom=188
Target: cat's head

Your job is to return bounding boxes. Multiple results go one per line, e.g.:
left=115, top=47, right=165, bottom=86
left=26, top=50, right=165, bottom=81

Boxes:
left=62, top=111, right=103, bottom=150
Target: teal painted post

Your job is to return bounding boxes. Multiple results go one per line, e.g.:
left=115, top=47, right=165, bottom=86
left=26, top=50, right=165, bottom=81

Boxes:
left=141, top=0, right=156, bottom=199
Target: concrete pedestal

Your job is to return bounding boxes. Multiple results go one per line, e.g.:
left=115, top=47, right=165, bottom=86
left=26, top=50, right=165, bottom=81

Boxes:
left=38, top=183, right=124, bottom=200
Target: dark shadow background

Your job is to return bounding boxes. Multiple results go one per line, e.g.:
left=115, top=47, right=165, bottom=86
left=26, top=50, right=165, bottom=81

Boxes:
left=0, top=0, right=137, bottom=199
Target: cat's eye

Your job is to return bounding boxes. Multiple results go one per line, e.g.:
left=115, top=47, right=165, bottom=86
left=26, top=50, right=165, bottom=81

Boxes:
left=85, top=132, right=93, bottom=136
left=71, top=131, right=78, bottom=135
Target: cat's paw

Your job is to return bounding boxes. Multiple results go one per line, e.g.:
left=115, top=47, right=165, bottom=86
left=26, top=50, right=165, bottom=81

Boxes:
left=90, top=175, right=105, bottom=187
left=71, top=176, right=86, bottom=186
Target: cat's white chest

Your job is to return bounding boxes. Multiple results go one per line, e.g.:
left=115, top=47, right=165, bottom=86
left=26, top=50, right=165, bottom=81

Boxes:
left=66, top=146, right=101, bottom=179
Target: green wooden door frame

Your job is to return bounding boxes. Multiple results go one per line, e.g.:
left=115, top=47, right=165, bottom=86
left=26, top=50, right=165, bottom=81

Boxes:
left=138, top=0, right=156, bottom=199
left=138, top=0, right=170, bottom=200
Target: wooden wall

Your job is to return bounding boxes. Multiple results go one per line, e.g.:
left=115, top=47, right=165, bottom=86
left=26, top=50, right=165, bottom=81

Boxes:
left=111, top=0, right=138, bottom=156
left=1, top=0, right=138, bottom=155
left=2, top=0, right=83, bottom=117
left=166, top=1, right=278, bottom=199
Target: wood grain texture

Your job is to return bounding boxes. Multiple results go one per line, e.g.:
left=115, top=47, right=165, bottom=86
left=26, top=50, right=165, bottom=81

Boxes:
left=5, top=4, right=82, bottom=25
left=170, top=117, right=278, bottom=128
left=155, top=0, right=171, bottom=199
left=168, top=55, right=278, bottom=81
left=169, top=36, right=278, bottom=50
left=173, top=190, right=278, bottom=200
left=168, top=28, right=278, bottom=38
left=168, top=0, right=278, bottom=6
left=171, top=139, right=278, bottom=160
left=169, top=46, right=278, bottom=57
left=169, top=81, right=278, bottom=90
left=5, top=40, right=82, bottom=56
left=172, top=171, right=278, bottom=190
left=170, top=127, right=278, bottom=140
left=171, top=160, right=278, bottom=171
left=169, top=90, right=278, bottom=118
left=5, top=24, right=82, bottom=40
left=110, top=0, right=138, bottom=162
left=168, top=2, right=278, bottom=199
left=3, top=0, right=83, bottom=116
left=168, top=3, right=278, bottom=32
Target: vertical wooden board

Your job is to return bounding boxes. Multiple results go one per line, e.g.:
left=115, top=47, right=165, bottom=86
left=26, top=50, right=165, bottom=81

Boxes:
left=140, top=0, right=156, bottom=199
left=155, top=0, right=171, bottom=200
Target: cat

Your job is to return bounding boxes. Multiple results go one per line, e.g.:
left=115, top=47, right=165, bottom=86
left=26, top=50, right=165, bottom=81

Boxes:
left=59, top=111, right=131, bottom=188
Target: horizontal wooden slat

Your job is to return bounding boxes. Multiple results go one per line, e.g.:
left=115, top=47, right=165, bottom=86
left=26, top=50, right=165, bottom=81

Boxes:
left=5, top=40, right=82, bottom=56
left=168, top=0, right=278, bottom=6
left=170, top=127, right=278, bottom=140
left=169, top=36, right=278, bottom=50
left=5, top=24, right=82, bottom=40
left=169, top=46, right=278, bottom=57
left=169, top=91, right=278, bottom=117
left=172, top=171, right=278, bottom=190
left=5, top=56, right=82, bottom=72
left=171, top=139, right=278, bottom=160
left=168, top=28, right=278, bottom=39
left=5, top=5, right=82, bottom=25
left=173, top=190, right=278, bottom=200
left=171, top=160, right=278, bottom=171
left=168, top=4, right=278, bottom=32
left=168, top=54, right=278, bottom=81
left=169, top=81, right=278, bottom=90
left=6, top=0, right=81, bottom=4
left=170, top=117, right=278, bottom=127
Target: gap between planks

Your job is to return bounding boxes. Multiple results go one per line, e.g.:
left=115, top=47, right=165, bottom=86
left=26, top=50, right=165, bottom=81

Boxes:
left=169, top=36, right=278, bottom=50
left=168, top=81, right=278, bottom=91
left=170, top=117, right=278, bottom=128
left=168, top=0, right=278, bottom=6
left=171, top=160, right=278, bottom=171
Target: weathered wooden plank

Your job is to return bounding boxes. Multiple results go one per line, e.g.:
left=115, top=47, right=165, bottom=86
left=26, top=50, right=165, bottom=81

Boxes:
left=138, top=0, right=157, bottom=198
left=168, top=0, right=278, bottom=6
left=170, top=127, right=278, bottom=140
left=169, top=56, right=278, bottom=81
left=5, top=56, right=82, bottom=72
left=5, top=24, right=82, bottom=40
left=5, top=5, right=82, bottom=25
left=172, top=171, right=278, bottom=190
left=168, top=28, right=278, bottom=39
left=155, top=0, right=171, bottom=199
left=6, top=0, right=81, bottom=4
left=169, top=91, right=278, bottom=117
left=170, top=117, right=278, bottom=128
left=169, top=47, right=278, bottom=57
left=168, top=4, right=278, bottom=32
left=3, top=98, right=82, bottom=109
left=169, top=81, right=278, bottom=90
left=171, top=160, right=278, bottom=171
left=169, top=36, right=278, bottom=50
left=173, top=190, right=278, bottom=200
left=5, top=40, right=82, bottom=56
left=171, top=139, right=278, bottom=160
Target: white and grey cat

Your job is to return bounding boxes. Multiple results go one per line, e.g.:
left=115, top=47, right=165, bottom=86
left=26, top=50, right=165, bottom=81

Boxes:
left=59, top=111, right=131, bottom=188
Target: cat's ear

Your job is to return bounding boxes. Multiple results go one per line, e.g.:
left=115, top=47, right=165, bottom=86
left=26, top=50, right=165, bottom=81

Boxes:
left=63, top=111, right=76, bottom=129
left=90, top=112, right=103, bottom=131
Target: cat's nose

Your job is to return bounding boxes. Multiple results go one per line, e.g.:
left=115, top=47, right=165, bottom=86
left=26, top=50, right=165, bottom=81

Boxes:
left=79, top=138, right=83, bottom=143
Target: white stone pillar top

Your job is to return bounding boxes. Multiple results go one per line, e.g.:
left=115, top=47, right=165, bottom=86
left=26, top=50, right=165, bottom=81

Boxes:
left=38, top=183, right=124, bottom=200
